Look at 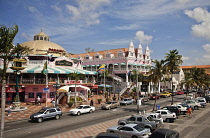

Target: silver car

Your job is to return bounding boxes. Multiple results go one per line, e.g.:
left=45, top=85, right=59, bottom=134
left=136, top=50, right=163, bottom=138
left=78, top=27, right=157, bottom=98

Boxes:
left=106, top=124, right=151, bottom=138
left=120, top=98, right=134, bottom=105
left=30, top=107, right=62, bottom=123
left=101, top=101, right=120, bottom=110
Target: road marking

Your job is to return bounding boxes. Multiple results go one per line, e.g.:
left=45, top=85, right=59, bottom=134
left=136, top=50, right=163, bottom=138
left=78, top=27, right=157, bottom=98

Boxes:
left=4, top=128, right=21, bottom=133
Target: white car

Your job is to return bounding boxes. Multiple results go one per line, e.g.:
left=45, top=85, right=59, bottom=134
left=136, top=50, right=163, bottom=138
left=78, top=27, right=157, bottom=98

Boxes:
left=106, top=124, right=151, bottom=138
left=156, top=109, right=177, bottom=123
left=69, top=105, right=95, bottom=115
left=145, top=112, right=164, bottom=124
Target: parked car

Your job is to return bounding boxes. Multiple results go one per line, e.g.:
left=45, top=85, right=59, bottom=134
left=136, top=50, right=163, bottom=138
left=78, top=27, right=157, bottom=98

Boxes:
left=94, top=132, right=122, bottom=138
left=169, top=91, right=177, bottom=96
left=106, top=124, right=151, bottom=138
left=176, top=91, right=184, bottom=95
left=182, top=100, right=200, bottom=110
left=101, top=101, right=120, bottom=110
left=161, top=106, right=181, bottom=116
left=145, top=112, right=164, bottom=124
left=203, top=95, right=210, bottom=103
left=120, top=98, right=134, bottom=105
left=139, top=95, right=150, bottom=102
left=172, top=104, right=188, bottom=115
left=69, top=105, right=95, bottom=115
left=149, top=94, right=160, bottom=100
left=194, top=97, right=206, bottom=108
left=30, top=107, right=62, bottom=123
left=160, top=92, right=171, bottom=98
left=149, top=128, right=179, bottom=138
left=156, top=109, right=177, bottom=123
left=118, top=115, right=162, bottom=131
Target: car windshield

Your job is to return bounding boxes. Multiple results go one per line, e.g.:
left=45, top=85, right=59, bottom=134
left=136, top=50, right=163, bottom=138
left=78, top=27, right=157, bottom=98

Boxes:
left=134, top=125, right=145, bottom=132
left=106, top=102, right=112, bottom=104
left=77, top=106, right=83, bottom=109
left=124, top=99, right=129, bottom=101
left=152, top=94, right=157, bottom=96
left=167, top=110, right=173, bottom=114
left=38, top=109, right=46, bottom=113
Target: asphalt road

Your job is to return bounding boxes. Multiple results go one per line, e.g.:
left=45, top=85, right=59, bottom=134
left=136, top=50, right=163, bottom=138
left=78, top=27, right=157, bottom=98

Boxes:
left=3, top=94, right=210, bottom=138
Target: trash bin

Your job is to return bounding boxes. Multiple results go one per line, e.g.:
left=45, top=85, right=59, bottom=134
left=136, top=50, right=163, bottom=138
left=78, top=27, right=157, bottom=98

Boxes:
left=156, top=105, right=160, bottom=110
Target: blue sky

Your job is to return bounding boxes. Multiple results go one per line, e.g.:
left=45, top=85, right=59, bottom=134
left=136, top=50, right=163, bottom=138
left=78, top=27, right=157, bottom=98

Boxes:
left=1, top=0, right=210, bottom=66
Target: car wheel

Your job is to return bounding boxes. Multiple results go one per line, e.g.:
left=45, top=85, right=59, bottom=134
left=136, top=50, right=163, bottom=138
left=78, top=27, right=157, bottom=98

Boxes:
left=132, top=135, right=138, bottom=138
left=166, top=118, right=170, bottom=123
left=145, top=126, right=152, bottom=132
left=55, top=115, right=60, bottom=120
left=77, top=112, right=81, bottom=116
left=194, top=106, right=199, bottom=110
left=37, top=118, right=43, bottom=123
left=108, top=107, right=111, bottom=110
left=89, top=110, right=93, bottom=113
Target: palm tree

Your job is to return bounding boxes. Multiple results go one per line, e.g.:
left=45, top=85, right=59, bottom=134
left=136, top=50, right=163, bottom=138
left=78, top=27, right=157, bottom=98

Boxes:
left=68, top=72, right=85, bottom=107
left=0, top=25, right=18, bottom=137
left=149, top=60, right=165, bottom=111
left=164, top=49, right=183, bottom=105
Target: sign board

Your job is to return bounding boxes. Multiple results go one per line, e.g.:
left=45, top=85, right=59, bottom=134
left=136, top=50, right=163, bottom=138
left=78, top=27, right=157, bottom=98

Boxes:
left=64, top=80, right=82, bottom=85
left=43, top=88, right=50, bottom=93
left=53, top=84, right=60, bottom=87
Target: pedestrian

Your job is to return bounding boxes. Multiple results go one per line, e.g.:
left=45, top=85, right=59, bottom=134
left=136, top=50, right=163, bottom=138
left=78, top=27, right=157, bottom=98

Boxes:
left=7, top=96, right=11, bottom=105
left=187, top=106, right=192, bottom=118
left=51, top=99, right=55, bottom=107
left=37, top=96, right=41, bottom=105
left=7, top=105, right=12, bottom=116
left=90, top=100, right=94, bottom=106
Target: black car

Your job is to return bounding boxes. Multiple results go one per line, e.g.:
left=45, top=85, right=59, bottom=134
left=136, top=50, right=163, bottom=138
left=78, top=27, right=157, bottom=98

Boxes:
left=203, top=95, right=210, bottom=103
left=161, top=106, right=181, bottom=116
left=150, top=128, right=179, bottom=138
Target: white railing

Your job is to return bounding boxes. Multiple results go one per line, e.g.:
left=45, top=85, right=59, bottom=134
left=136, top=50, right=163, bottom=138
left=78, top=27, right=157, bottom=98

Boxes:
left=119, top=83, right=132, bottom=96
left=69, top=92, right=88, bottom=102
left=57, top=92, right=65, bottom=104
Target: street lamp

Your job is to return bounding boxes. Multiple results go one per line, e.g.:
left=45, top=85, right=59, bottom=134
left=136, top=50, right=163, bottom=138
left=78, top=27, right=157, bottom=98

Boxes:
left=53, top=81, right=60, bottom=106
left=10, top=58, right=26, bottom=104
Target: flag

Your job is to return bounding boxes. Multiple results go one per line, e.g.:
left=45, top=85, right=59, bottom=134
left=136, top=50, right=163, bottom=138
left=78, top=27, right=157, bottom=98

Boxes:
left=41, top=61, right=48, bottom=75
left=97, top=64, right=105, bottom=72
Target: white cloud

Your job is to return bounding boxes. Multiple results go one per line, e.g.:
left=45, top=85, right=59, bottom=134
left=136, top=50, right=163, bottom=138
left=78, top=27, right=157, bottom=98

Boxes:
left=135, top=31, right=153, bottom=45
left=202, top=43, right=210, bottom=53
left=182, top=56, right=190, bottom=60
left=21, top=32, right=31, bottom=41
left=185, top=7, right=210, bottom=41
left=65, top=0, right=111, bottom=26
left=113, top=24, right=139, bottom=30
left=28, top=6, right=39, bottom=13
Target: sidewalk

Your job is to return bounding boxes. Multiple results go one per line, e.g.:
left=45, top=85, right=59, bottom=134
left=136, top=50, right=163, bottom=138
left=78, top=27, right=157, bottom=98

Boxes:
left=1, top=94, right=107, bottom=122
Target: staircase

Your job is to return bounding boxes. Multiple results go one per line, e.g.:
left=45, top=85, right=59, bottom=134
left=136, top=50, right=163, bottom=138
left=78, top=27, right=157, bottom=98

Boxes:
left=109, top=74, right=123, bottom=82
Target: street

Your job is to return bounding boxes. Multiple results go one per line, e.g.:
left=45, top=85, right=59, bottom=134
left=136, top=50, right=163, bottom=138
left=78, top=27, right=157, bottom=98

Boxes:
left=3, top=94, right=210, bottom=138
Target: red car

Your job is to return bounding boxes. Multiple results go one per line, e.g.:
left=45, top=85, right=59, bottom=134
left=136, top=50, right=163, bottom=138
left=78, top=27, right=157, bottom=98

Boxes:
left=150, top=94, right=160, bottom=100
left=176, top=91, right=184, bottom=95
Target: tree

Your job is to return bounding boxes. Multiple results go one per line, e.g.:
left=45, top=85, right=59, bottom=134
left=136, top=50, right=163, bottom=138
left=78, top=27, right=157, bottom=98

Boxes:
left=68, top=72, right=85, bottom=107
left=164, top=49, right=183, bottom=105
left=149, top=60, right=165, bottom=111
left=0, top=25, right=18, bottom=138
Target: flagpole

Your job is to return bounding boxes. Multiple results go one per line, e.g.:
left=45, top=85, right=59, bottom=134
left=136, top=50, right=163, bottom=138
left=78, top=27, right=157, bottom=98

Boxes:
left=46, top=60, right=48, bottom=107
left=104, top=66, right=106, bottom=98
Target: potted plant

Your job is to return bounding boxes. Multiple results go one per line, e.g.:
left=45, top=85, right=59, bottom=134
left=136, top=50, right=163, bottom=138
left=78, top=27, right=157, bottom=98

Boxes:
left=67, top=102, right=73, bottom=108
left=97, top=99, right=102, bottom=104
left=112, top=96, right=116, bottom=101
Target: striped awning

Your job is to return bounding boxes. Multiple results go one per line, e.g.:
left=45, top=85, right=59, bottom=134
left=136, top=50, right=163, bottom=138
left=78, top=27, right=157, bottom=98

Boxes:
left=1, top=66, right=98, bottom=75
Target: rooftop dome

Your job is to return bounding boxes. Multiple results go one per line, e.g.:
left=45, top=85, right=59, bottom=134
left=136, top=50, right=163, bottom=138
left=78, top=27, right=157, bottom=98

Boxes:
left=21, top=29, right=67, bottom=56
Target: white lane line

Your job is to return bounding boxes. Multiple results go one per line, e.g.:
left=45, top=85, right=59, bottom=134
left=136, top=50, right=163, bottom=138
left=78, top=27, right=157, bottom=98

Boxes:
left=4, top=128, right=21, bottom=133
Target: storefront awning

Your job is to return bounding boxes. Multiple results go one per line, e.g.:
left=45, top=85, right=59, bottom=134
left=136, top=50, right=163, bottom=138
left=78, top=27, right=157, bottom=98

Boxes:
left=1, top=66, right=98, bottom=75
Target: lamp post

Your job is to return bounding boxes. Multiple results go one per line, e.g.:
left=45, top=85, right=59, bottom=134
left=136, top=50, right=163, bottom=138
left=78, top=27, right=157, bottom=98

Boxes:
left=53, top=81, right=60, bottom=106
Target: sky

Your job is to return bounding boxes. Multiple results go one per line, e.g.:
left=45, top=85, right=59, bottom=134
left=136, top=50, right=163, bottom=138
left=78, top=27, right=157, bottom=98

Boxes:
left=1, top=0, right=210, bottom=66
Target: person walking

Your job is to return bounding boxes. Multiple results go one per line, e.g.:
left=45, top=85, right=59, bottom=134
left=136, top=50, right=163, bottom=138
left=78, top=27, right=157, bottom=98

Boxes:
left=7, top=96, right=11, bottom=105
left=37, top=96, right=41, bottom=105
left=7, top=105, right=12, bottom=116
left=187, top=106, right=192, bottom=118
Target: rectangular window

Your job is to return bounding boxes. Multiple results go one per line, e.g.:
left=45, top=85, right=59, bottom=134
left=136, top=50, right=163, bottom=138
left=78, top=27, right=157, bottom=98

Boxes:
left=131, top=53, right=133, bottom=56
left=36, top=93, right=42, bottom=98
left=86, top=57, right=89, bottom=59
left=50, top=92, right=55, bottom=98
left=95, top=56, right=99, bottom=58
left=106, top=54, right=110, bottom=57
left=118, top=53, right=123, bottom=56
left=29, top=92, right=34, bottom=98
